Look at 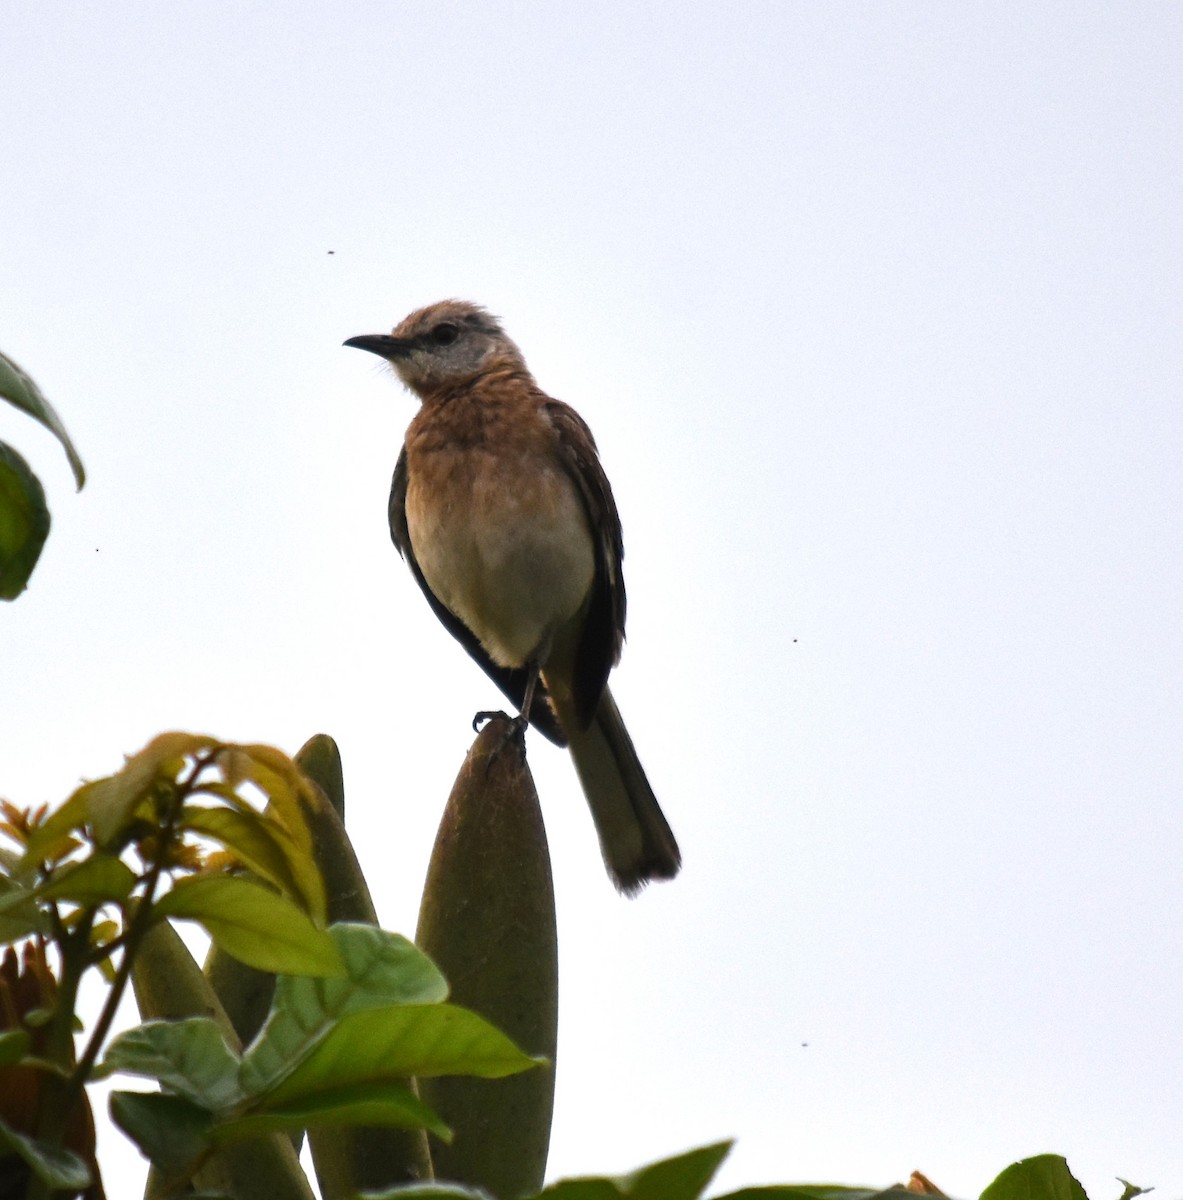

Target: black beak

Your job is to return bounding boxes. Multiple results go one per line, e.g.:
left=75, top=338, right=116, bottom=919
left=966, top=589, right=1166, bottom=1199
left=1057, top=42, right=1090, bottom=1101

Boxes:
left=343, top=333, right=414, bottom=359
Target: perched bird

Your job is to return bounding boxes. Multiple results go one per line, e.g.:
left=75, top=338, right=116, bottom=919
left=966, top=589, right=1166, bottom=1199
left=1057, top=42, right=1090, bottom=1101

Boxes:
left=345, top=300, right=680, bottom=893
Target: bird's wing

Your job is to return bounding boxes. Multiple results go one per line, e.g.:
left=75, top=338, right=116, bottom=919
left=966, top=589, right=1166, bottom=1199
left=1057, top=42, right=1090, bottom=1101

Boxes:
left=388, top=447, right=568, bottom=746
left=546, top=398, right=626, bottom=730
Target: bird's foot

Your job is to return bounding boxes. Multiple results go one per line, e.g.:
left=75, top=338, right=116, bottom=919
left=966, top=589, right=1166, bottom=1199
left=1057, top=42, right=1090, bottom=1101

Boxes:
left=472, top=709, right=528, bottom=767
left=472, top=709, right=510, bottom=733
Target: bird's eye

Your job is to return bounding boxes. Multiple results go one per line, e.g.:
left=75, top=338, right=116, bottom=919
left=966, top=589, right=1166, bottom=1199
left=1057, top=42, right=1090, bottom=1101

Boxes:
left=431, top=322, right=460, bottom=346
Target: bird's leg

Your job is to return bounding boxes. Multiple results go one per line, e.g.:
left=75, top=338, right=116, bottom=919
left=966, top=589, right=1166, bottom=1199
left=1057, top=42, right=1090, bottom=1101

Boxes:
left=510, top=662, right=542, bottom=748
left=470, top=664, right=539, bottom=767
left=473, top=644, right=549, bottom=768
left=472, top=661, right=539, bottom=737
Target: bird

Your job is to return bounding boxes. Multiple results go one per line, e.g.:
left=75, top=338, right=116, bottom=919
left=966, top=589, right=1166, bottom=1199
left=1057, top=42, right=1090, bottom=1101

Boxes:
left=344, top=300, right=680, bottom=894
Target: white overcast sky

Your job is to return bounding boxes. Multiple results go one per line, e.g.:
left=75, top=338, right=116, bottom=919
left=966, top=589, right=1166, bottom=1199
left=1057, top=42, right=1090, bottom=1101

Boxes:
left=3, top=3, right=1182, bottom=1197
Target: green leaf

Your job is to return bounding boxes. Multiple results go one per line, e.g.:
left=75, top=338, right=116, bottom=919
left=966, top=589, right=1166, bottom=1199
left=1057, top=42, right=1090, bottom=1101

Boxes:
left=3, top=850, right=136, bottom=933
left=0, top=1028, right=31, bottom=1067
left=0, top=440, right=50, bottom=600
left=182, top=805, right=310, bottom=912
left=0, top=1114, right=92, bottom=1190
left=112, top=1087, right=318, bottom=1200
left=538, top=1141, right=732, bottom=1200
left=981, top=1157, right=1089, bottom=1200
left=102, top=1017, right=244, bottom=1110
left=212, top=1079, right=449, bottom=1144
left=258, top=1003, right=542, bottom=1108
left=362, top=1185, right=495, bottom=1199
left=532, top=1184, right=619, bottom=1200
left=1116, top=1180, right=1153, bottom=1200
left=41, top=854, right=137, bottom=905
left=0, top=870, right=49, bottom=942
left=717, top=1191, right=921, bottom=1200
left=237, top=923, right=446, bottom=1097
left=274, top=923, right=447, bottom=1019
left=0, top=349, right=85, bottom=488
left=156, top=876, right=344, bottom=977
left=109, top=1089, right=213, bottom=1175
left=0, top=905, right=46, bottom=944
left=0, top=882, right=41, bottom=916
left=0, top=872, right=49, bottom=938
left=213, top=744, right=327, bottom=920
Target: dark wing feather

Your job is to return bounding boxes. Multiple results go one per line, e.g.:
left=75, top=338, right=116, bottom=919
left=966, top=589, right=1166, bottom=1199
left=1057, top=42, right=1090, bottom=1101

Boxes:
left=545, top=399, right=626, bottom=729
left=388, top=448, right=568, bottom=746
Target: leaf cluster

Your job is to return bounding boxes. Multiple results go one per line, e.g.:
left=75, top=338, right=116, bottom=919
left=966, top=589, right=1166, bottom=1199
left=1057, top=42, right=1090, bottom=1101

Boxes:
left=105, top=922, right=540, bottom=1192
left=354, top=1147, right=1131, bottom=1200
left=0, top=734, right=543, bottom=1197
left=1, top=733, right=339, bottom=975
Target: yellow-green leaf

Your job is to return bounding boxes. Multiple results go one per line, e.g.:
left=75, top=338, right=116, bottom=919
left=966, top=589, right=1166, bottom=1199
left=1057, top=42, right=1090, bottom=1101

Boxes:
left=41, top=856, right=137, bottom=905
left=236, top=924, right=447, bottom=1100
left=539, top=1142, right=733, bottom=1200
left=259, top=1004, right=542, bottom=1109
left=212, top=1080, right=449, bottom=1144
left=213, top=745, right=325, bottom=921
left=980, top=1156, right=1089, bottom=1200
left=182, top=806, right=310, bottom=912
left=155, top=877, right=343, bottom=977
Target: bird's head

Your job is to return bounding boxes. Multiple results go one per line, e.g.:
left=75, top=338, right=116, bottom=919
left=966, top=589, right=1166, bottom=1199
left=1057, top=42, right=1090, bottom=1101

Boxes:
left=344, top=300, right=529, bottom=397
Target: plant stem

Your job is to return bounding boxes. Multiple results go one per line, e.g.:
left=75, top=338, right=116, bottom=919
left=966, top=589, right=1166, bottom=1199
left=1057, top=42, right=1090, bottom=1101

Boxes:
left=64, top=793, right=182, bottom=1110
left=29, top=756, right=214, bottom=1197
left=27, top=910, right=95, bottom=1200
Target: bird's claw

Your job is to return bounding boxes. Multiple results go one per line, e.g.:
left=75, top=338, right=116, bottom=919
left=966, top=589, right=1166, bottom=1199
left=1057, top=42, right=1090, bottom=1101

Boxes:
left=472, top=709, right=510, bottom=733
left=472, top=709, right=529, bottom=767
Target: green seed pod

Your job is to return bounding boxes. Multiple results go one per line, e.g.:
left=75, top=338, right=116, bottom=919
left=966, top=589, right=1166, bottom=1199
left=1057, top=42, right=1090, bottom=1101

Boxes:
left=415, top=717, right=558, bottom=1198
left=293, top=734, right=434, bottom=1196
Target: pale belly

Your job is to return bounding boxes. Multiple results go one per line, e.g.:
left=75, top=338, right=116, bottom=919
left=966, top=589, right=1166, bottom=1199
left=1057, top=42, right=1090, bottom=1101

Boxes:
left=405, top=451, right=595, bottom=669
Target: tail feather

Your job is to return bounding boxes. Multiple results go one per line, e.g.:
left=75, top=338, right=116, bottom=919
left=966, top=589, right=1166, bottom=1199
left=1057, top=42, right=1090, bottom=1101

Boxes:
left=565, top=687, right=680, bottom=894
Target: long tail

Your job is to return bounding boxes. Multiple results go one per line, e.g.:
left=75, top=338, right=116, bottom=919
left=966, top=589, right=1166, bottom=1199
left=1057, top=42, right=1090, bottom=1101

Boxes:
left=564, top=686, right=681, bottom=894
